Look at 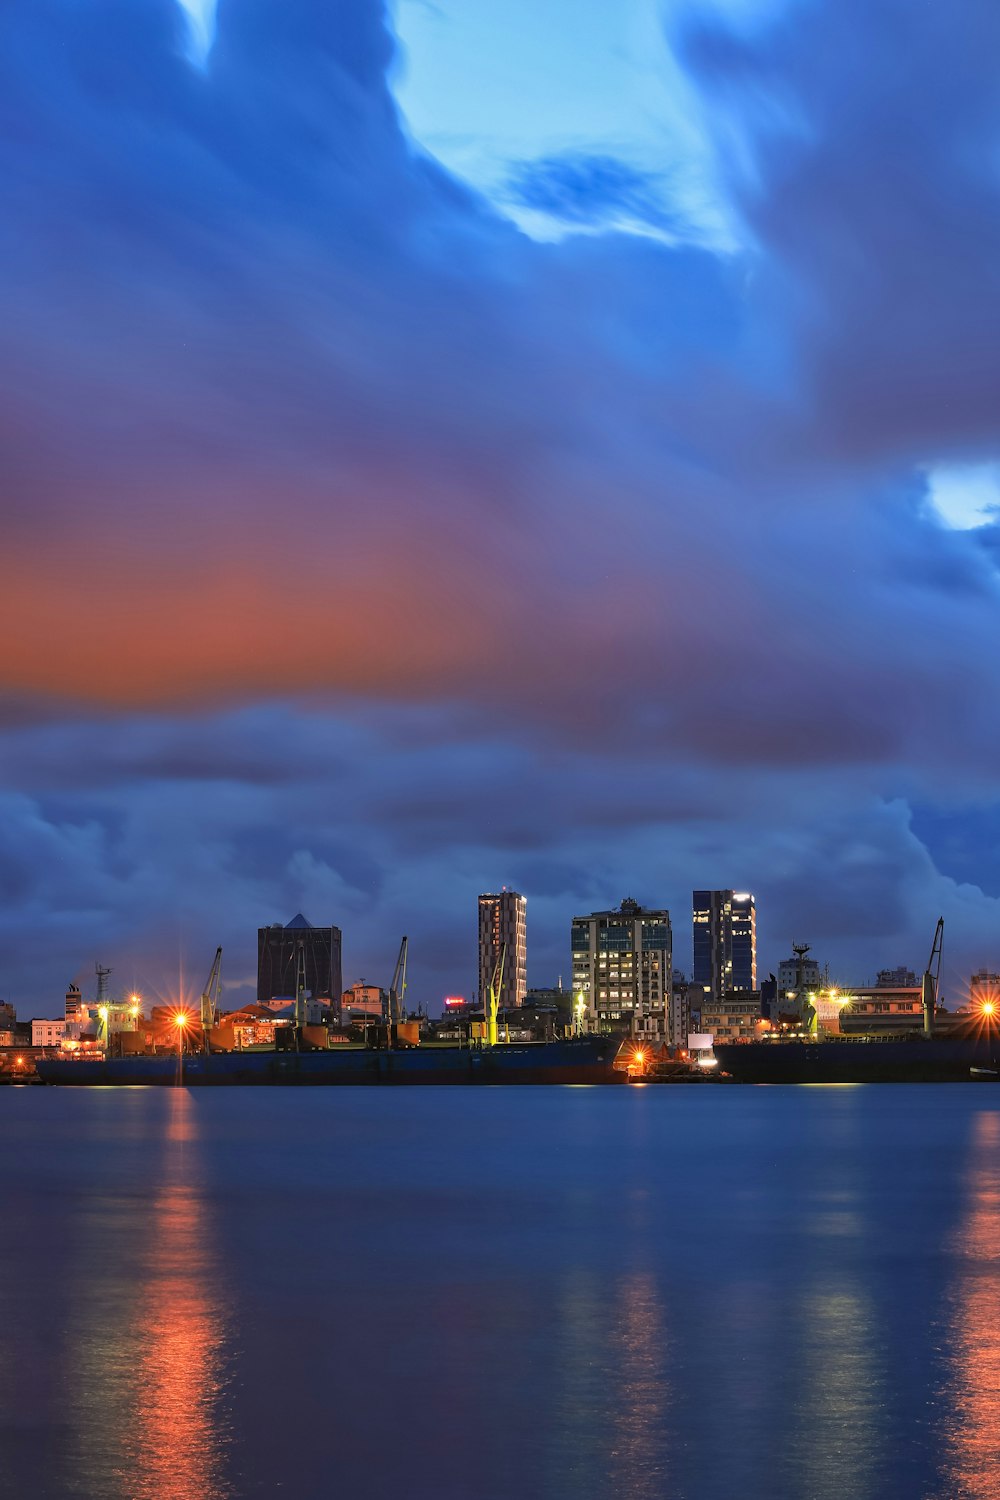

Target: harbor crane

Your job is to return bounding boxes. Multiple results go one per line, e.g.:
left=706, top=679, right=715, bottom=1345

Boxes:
left=294, top=943, right=308, bottom=1033
left=486, top=943, right=506, bottom=1048
left=921, top=918, right=944, bottom=1037
left=200, top=946, right=222, bottom=1052
left=388, top=937, right=408, bottom=1025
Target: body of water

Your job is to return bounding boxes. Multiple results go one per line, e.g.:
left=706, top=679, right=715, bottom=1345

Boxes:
left=2, top=1083, right=999, bottom=1499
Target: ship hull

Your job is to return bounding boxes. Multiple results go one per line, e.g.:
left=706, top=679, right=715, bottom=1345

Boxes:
left=36, top=1037, right=625, bottom=1087
left=714, top=1036, right=1000, bottom=1084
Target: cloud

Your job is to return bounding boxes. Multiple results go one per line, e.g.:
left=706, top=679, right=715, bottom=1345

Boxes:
left=505, top=153, right=681, bottom=237
left=0, top=702, right=997, bottom=1013
left=2, top=0, right=1000, bottom=1003
left=676, top=0, right=1000, bottom=462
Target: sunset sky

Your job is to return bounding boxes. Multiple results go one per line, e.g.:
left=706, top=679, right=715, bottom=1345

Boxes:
left=3, top=0, right=1000, bottom=1009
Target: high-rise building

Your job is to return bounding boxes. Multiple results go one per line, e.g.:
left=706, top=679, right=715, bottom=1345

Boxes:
left=257, top=913, right=343, bottom=1011
left=479, top=891, right=527, bottom=1010
left=692, top=891, right=756, bottom=1002
left=571, top=898, right=672, bottom=1037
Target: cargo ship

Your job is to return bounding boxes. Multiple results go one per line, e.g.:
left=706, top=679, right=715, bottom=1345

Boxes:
left=35, top=1035, right=626, bottom=1086
left=714, top=1024, right=1000, bottom=1084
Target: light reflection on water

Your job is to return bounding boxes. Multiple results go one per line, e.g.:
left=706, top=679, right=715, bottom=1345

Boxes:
left=607, top=1272, right=669, bottom=1500
left=941, top=1108, right=1000, bottom=1498
left=125, top=1165, right=231, bottom=1495
left=3, top=1085, right=1000, bottom=1500
left=56, top=1091, right=231, bottom=1500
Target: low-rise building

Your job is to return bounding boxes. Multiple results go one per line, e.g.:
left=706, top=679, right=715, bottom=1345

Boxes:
left=31, top=1019, right=66, bottom=1048
left=341, top=982, right=385, bottom=1021
left=877, top=966, right=918, bottom=988
left=839, top=986, right=923, bottom=1033
left=969, top=970, right=1000, bottom=1008
left=700, top=990, right=764, bottom=1042
left=777, top=951, right=823, bottom=999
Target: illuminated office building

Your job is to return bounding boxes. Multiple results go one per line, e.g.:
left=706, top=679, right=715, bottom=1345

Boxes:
left=571, top=898, right=672, bottom=1037
left=478, top=891, right=527, bottom=1009
left=692, top=891, right=756, bottom=1003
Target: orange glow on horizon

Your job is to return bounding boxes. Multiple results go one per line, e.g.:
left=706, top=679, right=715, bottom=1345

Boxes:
left=0, top=548, right=506, bottom=711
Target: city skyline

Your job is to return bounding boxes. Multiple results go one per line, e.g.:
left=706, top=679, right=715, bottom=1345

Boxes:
left=11, top=881, right=978, bottom=1019
left=4, top=0, right=1000, bottom=1008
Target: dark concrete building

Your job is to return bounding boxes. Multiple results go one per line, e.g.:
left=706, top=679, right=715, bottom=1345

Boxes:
left=257, top=913, right=343, bottom=1010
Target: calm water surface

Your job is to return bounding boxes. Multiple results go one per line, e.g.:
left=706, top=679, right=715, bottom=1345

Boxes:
left=2, top=1084, right=1000, bottom=1499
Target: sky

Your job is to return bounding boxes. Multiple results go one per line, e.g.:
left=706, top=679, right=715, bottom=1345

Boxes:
left=3, top=0, right=1000, bottom=1012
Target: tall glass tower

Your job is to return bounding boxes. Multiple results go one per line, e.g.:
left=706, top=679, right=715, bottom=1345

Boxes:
left=692, top=891, right=757, bottom=1002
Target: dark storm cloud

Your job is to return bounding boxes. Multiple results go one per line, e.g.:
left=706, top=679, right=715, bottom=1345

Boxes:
left=677, top=0, right=1000, bottom=463
left=2, top=0, right=1000, bottom=1004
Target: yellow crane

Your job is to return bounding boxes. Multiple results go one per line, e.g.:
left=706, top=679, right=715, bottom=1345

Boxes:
left=486, top=943, right=506, bottom=1048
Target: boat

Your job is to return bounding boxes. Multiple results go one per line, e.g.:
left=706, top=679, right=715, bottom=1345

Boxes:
left=714, top=1025, right=1000, bottom=1084
left=35, top=1034, right=626, bottom=1086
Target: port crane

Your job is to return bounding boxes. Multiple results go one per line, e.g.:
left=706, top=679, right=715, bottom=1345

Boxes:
left=200, top=946, right=222, bottom=1052
left=921, top=918, right=944, bottom=1037
left=486, top=943, right=506, bottom=1048
left=387, top=937, right=408, bottom=1025
left=294, top=943, right=308, bottom=1033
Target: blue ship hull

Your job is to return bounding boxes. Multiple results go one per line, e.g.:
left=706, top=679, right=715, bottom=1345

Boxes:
left=714, top=1034, right=1000, bottom=1084
left=36, top=1037, right=626, bottom=1086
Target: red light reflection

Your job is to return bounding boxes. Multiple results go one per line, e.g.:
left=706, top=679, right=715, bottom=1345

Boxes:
left=124, top=1094, right=231, bottom=1500
left=941, top=1110, right=1000, bottom=1497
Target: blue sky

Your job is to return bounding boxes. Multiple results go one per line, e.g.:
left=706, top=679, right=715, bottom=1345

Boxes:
left=2, top=0, right=1000, bottom=1011
left=391, top=0, right=734, bottom=244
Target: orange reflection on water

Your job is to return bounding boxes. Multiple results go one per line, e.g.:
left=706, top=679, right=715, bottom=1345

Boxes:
left=942, top=1109, right=1000, bottom=1498
left=125, top=1094, right=231, bottom=1500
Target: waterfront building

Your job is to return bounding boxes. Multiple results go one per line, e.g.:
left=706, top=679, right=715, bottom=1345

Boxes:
left=877, top=966, right=918, bottom=988
left=31, top=1019, right=66, bottom=1048
left=257, top=913, right=343, bottom=1012
left=700, top=990, right=763, bottom=1043
left=777, top=950, right=822, bottom=1001
left=218, top=1005, right=279, bottom=1048
left=670, top=982, right=697, bottom=1048
left=341, top=982, right=385, bottom=1022
left=478, top=891, right=527, bottom=1010
left=838, top=985, right=923, bottom=1033
left=571, top=898, right=672, bottom=1038
left=693, top=891, right=756, bottom=1003
left=970, top=970, right=1000, bottom=1006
